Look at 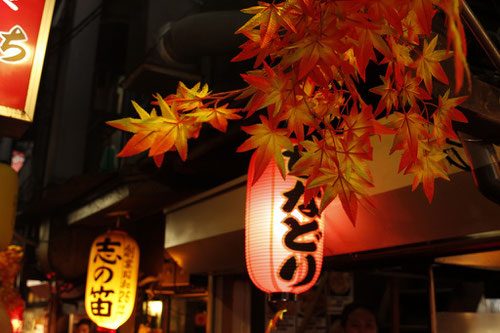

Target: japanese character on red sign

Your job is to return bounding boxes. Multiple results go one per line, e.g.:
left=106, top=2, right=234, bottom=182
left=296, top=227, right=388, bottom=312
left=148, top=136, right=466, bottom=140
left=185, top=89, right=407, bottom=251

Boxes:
left=0, top=25, right=28, bottom=63
left=2, top=0, right=19, bottom=11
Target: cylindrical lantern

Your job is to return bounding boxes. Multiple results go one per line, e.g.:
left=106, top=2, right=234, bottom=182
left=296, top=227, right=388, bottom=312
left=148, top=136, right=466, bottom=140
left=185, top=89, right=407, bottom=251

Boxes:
left=0, top=163, right=18, bottom=251
left=245, top=151, right=324, bottom=296
left=85, top=230, right=139, bottom=331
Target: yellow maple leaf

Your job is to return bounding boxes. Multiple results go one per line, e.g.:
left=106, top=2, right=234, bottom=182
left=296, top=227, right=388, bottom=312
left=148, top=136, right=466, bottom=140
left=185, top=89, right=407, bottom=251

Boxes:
left=237, top=115, right=293, bottom=184
left=191, top=104, right=242, bottom=132
left=237, top=1, right=296, bottom=48
left=432, top=89, right=468, bottom=145
left=414, top=35, right=452, bottom=93
left=406, top=140, right=450, bottom=202
left=387, top=109, right=430, bottom=159
left=165, top=82, right=210, bottom=111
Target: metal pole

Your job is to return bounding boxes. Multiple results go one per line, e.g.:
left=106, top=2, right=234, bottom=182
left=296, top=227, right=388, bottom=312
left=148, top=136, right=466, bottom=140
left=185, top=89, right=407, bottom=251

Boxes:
left=461, top=0, right=500, bottom=71
left=391, top=278, right=400, bottom=333
left=428, top=265, right=437, bottom=333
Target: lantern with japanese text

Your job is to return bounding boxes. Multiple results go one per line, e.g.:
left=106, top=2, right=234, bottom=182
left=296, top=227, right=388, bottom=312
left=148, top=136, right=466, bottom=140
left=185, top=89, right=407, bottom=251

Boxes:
left=0, top=163, right=18, bottom=251
left=85, top=230, right=139, bottom=331
left=245, top=149, right=324, bottom=298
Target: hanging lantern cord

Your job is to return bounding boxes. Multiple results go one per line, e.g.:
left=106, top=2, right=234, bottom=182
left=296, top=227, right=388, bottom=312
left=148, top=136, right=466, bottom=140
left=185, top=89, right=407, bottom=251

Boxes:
left=107, top=211, right=130, bottom=230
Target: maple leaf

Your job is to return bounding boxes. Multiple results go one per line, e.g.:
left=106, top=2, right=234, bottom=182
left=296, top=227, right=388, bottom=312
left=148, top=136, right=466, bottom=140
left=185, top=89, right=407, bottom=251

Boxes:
left=439, top=0, right=471, bottom=93
left=370, top=75, right=399, bottom=116
left=413, top=35, right=452, bottom=93
left=284, top=18, right=349, bottom=79
left=311, top=88, right=345, bottom=120
left=241, top=64, right=295, bottom=117
left=432, top=89, right=468, bottom=145
left=387, top=109, right=430, bottom=159
left=280, top=97, right=317, bottom=142
left=406, top=140, right=450, bottom=202
left=412, top=0, right=435, bottom=36
left=107, top=100, right=156, bottom=133
left=367, top=0, right=404, bottom=34
left=307, top=165, right=371, bottom=224
left=191, top=104, right=242, bottom=132
left=106, top=101, right=160, bottom=157
left=237, top=2, right=296, bottom=49
left=237, top=115, right=293, bottom=184
left=399, top=71, right=431, bottom=107
left=340, top=103, right=376, bottom=142
left=164, top=82, right=210, bottom=111
left=146, top=96, right=195, bottom=161
left=291, top=136, right=336, bottom=179
left=232, top=29, right=283, bottom=67
left=402, top=9, right=425, bottom=45
left=381, top=35, right=414, bottom=86
left=334, top=135, right=373, bottom=185
left=353, top=21, right=393, bottom=80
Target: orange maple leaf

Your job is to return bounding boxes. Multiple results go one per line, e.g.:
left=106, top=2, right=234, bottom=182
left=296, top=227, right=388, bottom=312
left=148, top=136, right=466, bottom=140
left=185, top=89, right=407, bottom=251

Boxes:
left=402, top=9, right=425, bottom=45
left=412, top=0, right=435, bottom=36
left=406, top=140, right=450, bottom=202
left=280, top=97, right=317, bottom=142
left=399, top=71, right=431, bottom=107
left=291, top=136, right=336, bottom=180
left=241, top=63, right=295, bottom=117
left=353, top=22, right=393, bottom=80
left=388, top=109, right=430, bottom=159
left=340, top=103, right=376, bottom=142
left=164, top=82, right=210, bottom=111
left=232, top=29, right=283, bottom=67
left=106, top=101, right=160, bottom=158
left=237, top=2, right=296, bottom=49
left=146, top=96, right=195, bottom=161
left=413, top=35, right=452, bottom=93
left=370, top=75, right=399, bottom=117
left=367, top=0, right=404, bottom=34
left=439, top=0, right=471, bottom=93
left=108, top=95, right=197, bottom=166
left=308, top=164, right=371, bottom=224
left=284, top=18, right=348, bottom=79
left=237, top=115, right=293, bottom=184
left=334, top=135, right=373, bottom=185
left=191, top=104, right=242, bottom=132
left=432, top=89, right=468, bottom=145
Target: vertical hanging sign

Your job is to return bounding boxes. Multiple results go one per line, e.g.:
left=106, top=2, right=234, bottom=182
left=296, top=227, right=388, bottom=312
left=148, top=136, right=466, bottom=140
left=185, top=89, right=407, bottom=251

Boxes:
left=245, top=148, right=324, bottom=296
left=85, top=230, right=140, bottom=331
left=0, top=0, right=56, bottom=138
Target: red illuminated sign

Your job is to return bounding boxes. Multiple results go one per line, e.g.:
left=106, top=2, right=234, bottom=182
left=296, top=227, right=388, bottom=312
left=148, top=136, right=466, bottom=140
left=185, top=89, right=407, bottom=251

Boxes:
left=0, top=0, right=55, bottom=137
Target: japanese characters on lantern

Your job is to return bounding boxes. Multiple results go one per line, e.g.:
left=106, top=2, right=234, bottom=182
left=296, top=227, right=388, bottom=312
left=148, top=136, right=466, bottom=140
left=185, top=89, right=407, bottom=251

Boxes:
left=0, top=0, right=55, bottom=138
left=245, top=149, right=324, bottom=295
left=85, top=230, right=139, bottom=330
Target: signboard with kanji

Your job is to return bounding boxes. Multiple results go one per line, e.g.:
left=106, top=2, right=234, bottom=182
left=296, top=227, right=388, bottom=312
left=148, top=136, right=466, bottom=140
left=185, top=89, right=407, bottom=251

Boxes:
left=0, top=0, right=55, bottom=138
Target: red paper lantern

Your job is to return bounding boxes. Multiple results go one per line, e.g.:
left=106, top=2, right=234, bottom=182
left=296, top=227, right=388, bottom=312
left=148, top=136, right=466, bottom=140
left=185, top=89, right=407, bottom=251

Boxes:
left=245, top=151, right=324, bottom=296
